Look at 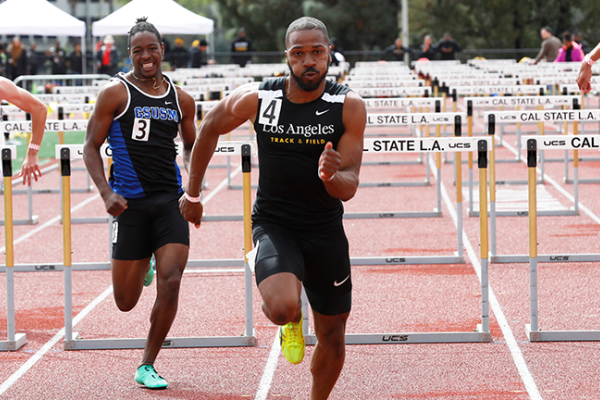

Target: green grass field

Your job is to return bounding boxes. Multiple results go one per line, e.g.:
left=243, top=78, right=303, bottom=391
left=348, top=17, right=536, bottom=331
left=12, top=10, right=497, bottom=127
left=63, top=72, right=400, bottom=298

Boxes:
left=11, top=131, right=86, bottom=172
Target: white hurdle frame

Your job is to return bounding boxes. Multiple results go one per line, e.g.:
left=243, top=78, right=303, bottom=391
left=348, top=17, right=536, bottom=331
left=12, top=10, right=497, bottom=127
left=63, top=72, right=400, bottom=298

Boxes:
left=0, top=146, right=27, bottom=351
left=486, top=109, right=600, bottom=263
left=523, top=136, right=600, bottom=341
left=304, top=137, right=492, bottom=344
left=348, top=111, right=466, bottom=220
left=57, top=143, right=256, bottom=350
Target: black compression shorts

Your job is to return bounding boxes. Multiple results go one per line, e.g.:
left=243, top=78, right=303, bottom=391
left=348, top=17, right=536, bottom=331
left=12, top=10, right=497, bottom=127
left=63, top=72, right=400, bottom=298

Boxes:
left=252, top=221, right=352, bottom=316
left=111, top=192, right=189, bottom=260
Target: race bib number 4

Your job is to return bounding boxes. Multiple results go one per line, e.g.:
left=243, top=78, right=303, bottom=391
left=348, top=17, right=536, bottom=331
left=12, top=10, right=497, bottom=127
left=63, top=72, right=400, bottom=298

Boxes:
left=258, top=98, right=282, bottom=127
left=132, top=118, right=150, bottom=141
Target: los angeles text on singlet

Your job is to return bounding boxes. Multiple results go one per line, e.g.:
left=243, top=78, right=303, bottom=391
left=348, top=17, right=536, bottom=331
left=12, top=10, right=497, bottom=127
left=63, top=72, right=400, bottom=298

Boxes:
left=108, top=73, right=183, bottom=198
left=253, top=77, right=350, bottom=229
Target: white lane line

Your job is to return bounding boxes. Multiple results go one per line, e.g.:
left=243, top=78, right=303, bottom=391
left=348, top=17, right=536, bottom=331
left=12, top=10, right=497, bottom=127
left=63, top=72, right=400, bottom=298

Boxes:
left=436, top=159, right=542, bottom=399
left=254, top=332, right=281, bottom=400
left=0, top=193, right=100, bottom=254
left=0, top=285, right=114, bottom=396
left=0, top=169, right=240, bottom=394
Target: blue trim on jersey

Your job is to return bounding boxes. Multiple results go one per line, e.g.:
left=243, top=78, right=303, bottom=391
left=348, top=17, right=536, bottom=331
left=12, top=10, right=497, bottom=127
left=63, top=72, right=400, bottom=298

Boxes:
left=174, top=159, right=183, bottom=193
left=108, top=120, right=145, bottom=198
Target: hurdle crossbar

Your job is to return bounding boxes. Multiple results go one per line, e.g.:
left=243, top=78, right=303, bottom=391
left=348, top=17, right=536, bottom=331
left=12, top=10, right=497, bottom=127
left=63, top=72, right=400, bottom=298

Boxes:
left=59, top=144, right=256, bottom=350
left=523, top=137, right=600, bottom=341
left=0, top=147, right=27, bottom=351
left=304, top=139, right=492, bottom=345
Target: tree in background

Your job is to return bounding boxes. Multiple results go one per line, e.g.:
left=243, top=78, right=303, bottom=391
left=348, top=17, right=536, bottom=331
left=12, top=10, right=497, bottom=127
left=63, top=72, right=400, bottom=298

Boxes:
left=114, top=0, right=600, bottom=61
left=216, top=0, right=400, bottom=56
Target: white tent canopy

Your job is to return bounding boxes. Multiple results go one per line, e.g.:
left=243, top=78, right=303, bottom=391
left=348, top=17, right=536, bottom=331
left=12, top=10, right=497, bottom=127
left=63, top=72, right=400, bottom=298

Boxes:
left=0, top=0, right=86, bottom=37
left=92, top=0, right=214, bottom=37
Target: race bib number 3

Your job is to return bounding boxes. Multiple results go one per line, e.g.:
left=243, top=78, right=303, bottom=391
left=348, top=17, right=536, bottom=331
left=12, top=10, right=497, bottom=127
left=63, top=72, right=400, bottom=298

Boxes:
left=132, top=118, right=150, bottom=141
left=258, top=98, right=282, bottom=127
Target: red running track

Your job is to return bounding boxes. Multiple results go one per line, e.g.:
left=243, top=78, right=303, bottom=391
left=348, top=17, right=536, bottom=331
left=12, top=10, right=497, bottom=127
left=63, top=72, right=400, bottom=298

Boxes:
left=1, top=109, right=600, bottom=399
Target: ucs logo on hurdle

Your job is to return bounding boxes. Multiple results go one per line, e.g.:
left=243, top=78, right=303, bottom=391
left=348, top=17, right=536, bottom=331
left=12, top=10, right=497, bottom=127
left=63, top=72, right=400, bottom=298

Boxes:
left=382, top=335, right=409, bottom=342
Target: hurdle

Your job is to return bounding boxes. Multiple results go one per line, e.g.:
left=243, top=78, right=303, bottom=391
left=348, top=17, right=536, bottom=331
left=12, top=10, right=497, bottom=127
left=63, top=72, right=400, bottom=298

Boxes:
left=464, top=95, right=578, bottom=216
left=488, top=110, right=600, bottom=264
left=523, top=136, right=600, bottom=341
left=59, top=142, right=256, bottom=350
left=346, top=111, right=465, bottom=220
left=0, top=146, right=27, bottom=351
left=305, top=137, right=492, bottom=344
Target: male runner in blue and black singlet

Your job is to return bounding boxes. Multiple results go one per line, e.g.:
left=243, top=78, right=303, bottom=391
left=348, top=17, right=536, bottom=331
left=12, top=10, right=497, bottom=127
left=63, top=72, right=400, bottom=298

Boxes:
left=84, top=17, right=196, bottom=389
left=180, top=16, right=366, bottom=400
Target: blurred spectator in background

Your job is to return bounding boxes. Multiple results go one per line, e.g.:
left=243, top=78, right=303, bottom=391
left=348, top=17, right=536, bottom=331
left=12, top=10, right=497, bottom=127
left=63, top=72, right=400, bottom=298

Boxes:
left=191, top=39, right=211, bottom=68
left=7, top=37, right=28, bottom=81
left=96, top=35, right=121, bottom=76
left=68, top=42, right=83, bottom=86
left=555, top=31, right=584, bottom=62
left=68, top=42, right=83, bottom=74
left=573, top=32, right=590, bottom=55
left=49, top=40, right=68, bottom=75
left=231, top=27, right=252, bottom=67
left=26, top=42, right=43, bottom=75
left=533, top=26, right=561, bottom=64
left=383, top=37, right=413, bottom=61
left=419, top=35, right=437, bottom=60
left=162, top=34, right=171, bottom=56
left=169, top=38, right=189, bottom=70
left=189, top=39, right=200, bottom=67
left=437, top=32, right=462, bottom=60
left=329, top=38, right=346, bottom=66
left=0, top=43, right=7, bottom=77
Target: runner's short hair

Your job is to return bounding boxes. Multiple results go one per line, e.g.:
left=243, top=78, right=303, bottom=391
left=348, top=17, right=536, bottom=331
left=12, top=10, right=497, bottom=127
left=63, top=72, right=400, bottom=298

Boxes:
left=285, top=17, right=329, bottom=47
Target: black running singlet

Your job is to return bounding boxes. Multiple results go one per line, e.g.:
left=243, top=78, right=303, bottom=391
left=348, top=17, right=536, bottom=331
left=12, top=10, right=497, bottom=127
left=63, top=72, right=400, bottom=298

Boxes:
left=108, top=73, right=183, bottom=198
left=252, top=77, right=351, bottom=229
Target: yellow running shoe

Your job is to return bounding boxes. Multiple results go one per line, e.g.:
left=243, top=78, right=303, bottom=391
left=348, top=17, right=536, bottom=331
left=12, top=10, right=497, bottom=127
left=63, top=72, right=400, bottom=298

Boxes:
left=279, top=312, right=305, bottom=364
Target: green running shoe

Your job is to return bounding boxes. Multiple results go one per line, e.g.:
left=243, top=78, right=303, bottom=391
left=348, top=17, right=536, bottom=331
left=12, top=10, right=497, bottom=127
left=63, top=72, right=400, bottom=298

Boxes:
left=135, top=365, right=168, bottom=389
left=144, top=256, right=155, bottom=287
left=279, top=311, right=305, bottom=365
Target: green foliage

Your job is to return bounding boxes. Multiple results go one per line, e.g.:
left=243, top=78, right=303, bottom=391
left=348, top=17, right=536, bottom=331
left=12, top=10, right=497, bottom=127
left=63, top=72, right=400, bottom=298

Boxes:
left=113, top=0, right=600, bottom=55
left=410, top=0, right=600, bottom=50
left=216, top=0, right=400, bottom=52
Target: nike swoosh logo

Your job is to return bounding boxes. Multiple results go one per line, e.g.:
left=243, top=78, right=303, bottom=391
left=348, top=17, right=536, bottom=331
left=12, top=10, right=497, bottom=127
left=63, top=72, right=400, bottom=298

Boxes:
left=334, top=275, right=350, bottom=287
left=316, top=109, right=330, bottom=116
left=165, top=101, right=173, bottom=105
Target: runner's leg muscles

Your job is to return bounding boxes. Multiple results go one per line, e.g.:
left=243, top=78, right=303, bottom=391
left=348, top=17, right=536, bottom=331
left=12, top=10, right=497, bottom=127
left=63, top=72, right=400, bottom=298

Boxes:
left=310, top=310, right=349, bottom=400
left=112, top=258, right=152, bottom=311
left=258, top=271, right=302, bottom=325
left=140, top=242, right=189, bottom=366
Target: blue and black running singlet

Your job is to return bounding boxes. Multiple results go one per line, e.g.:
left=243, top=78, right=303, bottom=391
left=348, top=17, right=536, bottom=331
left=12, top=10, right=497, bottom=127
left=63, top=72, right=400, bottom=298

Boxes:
left=108, top=73, right=183, bottom=198
left=252, top=77, right=351, bottom=229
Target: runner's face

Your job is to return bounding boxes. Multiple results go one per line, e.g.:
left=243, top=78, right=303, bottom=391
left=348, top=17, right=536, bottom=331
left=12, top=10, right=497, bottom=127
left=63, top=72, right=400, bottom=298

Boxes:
left=286, top=29, right=330, bottom=92
left=129, top=31, right=164, bottom=78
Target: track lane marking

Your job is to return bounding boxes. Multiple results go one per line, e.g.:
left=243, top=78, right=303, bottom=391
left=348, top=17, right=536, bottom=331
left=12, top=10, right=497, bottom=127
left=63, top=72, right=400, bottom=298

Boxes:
left=436, top=160, right=542, bottom=399
left=254, top=332, right=281, bottom=400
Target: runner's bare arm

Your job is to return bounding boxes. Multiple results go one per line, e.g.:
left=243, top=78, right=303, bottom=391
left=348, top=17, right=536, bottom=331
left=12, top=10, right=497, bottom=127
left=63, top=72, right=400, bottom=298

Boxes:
left=577, top=42, right=600, bottom=93
left=0, top=77, right=48, bottom=186
left=319, top=91, right=366, bottom=201
left=83, top=80, right=128, bottom=216
left=179, top=82, right=259, bottom=228
left=175, top=86, right=197, bottom=173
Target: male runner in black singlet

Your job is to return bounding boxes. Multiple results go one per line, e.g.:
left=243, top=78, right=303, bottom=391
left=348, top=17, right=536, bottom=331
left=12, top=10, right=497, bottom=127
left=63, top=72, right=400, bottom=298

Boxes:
left=83, top=18, right=196, bottom=389
left=180, top=17, right=366, bottom=400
